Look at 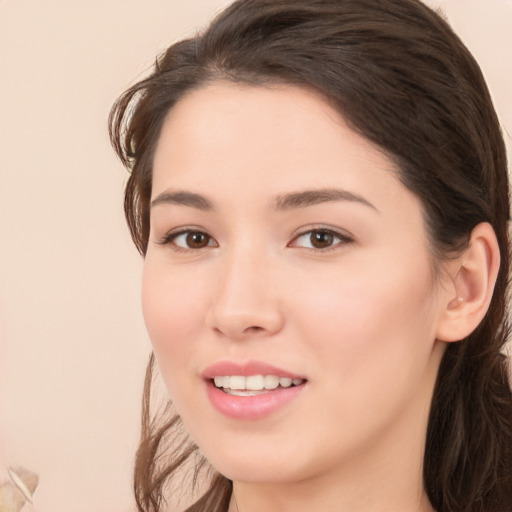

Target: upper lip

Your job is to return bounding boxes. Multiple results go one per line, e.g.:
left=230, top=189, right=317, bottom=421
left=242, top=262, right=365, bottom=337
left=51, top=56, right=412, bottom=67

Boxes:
left=202, top=360, right=305, bottom=380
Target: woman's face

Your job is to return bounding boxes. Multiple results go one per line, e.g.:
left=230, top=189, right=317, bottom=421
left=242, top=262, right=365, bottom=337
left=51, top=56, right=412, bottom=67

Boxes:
left=143, top=82, right=450, bottom=484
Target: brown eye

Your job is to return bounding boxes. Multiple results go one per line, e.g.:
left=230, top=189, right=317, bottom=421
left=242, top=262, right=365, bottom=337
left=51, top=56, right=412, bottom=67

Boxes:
left=310, top=231, right=334, bottom=248
left=290, top=228, right=353, bottom=251
left=165, top=230, right=217, bottom=250
left=185, top=231, right=211, bottom=248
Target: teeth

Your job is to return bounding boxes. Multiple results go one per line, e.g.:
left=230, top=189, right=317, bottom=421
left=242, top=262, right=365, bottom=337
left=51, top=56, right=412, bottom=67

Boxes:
left=229, top=376, right=245, bottom=390
left=264, top=375, right=279, bottom=389
left=246, top=375, right=265, bottom=390
left=225, top=389, right=267, bottom=396
left=213, top=375, right=304, bottom=391
left=280, top=377, right=292, bottom=388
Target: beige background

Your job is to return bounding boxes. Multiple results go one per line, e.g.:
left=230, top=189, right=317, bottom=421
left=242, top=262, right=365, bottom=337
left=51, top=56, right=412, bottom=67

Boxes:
left=1, top=1, right=511, bottom=511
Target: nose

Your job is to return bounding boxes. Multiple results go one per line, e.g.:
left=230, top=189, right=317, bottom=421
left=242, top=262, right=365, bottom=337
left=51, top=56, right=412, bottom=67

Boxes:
left=205, top=247, right=285, bottom=340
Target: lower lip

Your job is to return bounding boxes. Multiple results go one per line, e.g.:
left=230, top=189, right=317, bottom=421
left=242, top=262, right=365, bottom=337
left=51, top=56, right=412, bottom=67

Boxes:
left=205, top=380, right=305, bottom=420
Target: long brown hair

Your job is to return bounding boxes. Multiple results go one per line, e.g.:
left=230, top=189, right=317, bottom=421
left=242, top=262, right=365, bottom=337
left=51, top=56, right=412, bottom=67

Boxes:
left=109, top=1, right=512, bottom=511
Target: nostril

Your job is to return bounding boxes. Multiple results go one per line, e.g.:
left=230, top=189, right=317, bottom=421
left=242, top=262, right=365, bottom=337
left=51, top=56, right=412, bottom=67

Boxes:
left=245, top=326, right=265, bottom=333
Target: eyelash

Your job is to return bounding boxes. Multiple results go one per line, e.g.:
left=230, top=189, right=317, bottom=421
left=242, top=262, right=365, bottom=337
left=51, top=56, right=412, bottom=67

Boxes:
left=157, top=227, right=354, bottom=253
left=289, top=227, right=354, bottom=252
left=157, top=227, right=218, bottom=253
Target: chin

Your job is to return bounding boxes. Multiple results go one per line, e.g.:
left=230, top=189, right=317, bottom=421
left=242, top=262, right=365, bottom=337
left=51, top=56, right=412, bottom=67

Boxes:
left=217, top=462, right=300, bottom=485
left=199, top=441, right=318, bottom=485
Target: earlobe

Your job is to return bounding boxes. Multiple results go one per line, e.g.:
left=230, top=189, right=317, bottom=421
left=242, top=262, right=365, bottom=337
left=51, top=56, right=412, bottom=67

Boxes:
left=436, top=222, right=500, bottom=343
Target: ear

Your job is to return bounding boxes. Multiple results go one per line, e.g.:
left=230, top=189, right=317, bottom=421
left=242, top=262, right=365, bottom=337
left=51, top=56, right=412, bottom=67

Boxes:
left=436, top=222, right=500, bottom=342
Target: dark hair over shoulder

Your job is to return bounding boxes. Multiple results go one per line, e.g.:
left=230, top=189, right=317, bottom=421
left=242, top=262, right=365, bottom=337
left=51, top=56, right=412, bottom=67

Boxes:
left=109, top=1, right=512, bottom=511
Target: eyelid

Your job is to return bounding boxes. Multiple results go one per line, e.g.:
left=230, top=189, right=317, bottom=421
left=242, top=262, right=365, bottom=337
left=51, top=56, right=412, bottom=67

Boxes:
left=156, top=226, right=218, bottom=250
left=288, top=226, right=355, bottom=251
left=154, top=225, right=353, bottom=252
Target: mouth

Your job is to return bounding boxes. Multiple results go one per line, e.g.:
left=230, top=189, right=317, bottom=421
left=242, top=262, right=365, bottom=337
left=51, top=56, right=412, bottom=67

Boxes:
left=203, top=361, right=307, bottom=419
left=212, top=375, right=306, bottom=396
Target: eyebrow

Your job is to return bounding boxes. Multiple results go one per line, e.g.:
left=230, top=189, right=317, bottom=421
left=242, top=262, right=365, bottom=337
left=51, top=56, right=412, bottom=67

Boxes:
left=150, top=190, right=213, bottom=210
left=150, top=187, right=378, bottom=212
left=273, top=188, right=378, bottom=212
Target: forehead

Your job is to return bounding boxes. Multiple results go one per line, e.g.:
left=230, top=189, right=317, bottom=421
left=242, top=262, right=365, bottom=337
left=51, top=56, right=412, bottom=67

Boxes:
left=152, top=82, right=422, bottom=221
left=154, top=83, right=389, bottom=186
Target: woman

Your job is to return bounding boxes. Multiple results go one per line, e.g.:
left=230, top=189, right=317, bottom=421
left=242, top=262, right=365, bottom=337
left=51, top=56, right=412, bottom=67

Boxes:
left=109, top=0, right=512, bottom=511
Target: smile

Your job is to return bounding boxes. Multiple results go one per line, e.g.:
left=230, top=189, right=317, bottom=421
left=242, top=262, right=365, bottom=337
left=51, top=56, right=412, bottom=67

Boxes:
left=203, top=361, right=307, bottom=419
left=213, top=375, right=305, bottom=395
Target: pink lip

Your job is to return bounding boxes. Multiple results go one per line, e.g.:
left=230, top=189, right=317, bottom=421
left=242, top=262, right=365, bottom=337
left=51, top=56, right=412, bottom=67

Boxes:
left=202, top=360, right=304, bottom=380
left=202, top=360, right=306, bottom=420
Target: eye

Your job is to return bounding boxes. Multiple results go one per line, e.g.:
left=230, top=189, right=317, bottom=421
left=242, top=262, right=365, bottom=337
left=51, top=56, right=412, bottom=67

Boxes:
left=290, top=228, right=353, bottom=250
left=160, top=229, right=218, bottom=251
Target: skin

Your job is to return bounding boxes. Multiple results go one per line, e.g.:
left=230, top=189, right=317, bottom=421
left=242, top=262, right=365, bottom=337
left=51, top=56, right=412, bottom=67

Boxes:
left=142, top=82, right=457, bottom=512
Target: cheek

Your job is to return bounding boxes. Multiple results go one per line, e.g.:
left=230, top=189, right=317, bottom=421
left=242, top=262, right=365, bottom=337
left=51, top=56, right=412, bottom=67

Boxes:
left=284, top=257, right=439, bottom=456
left=290, top=254, right=437, bottom=378
left=141, top=259, right=208, bottom=380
